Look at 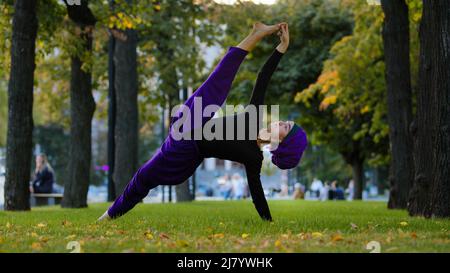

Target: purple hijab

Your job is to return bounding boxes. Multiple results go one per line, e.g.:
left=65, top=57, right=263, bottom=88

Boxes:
left=270, top=124, right=308, bottom=170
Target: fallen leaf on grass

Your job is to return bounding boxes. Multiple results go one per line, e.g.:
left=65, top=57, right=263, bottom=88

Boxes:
left=66, top=234, right=76, bottom=240
left=400, top=221, right=408, bottom=227
left=176, top=240, right=189, bottom=247
left=36, top=223, right=47, bottom=228
left=31, top=242, right=42, bottom=250
left=241, top=233, right=250, bottom=239
left=312, top=232, right=323, bottom=238
left=144, top=231, right=154, bottom=240
left=39, top=236, right=49, bottom=243
left=213, top=233, right=224, bottom=239
left=350, top=223, right=358, bottom=230
left=159, top=232, right=170, bottom=240
left=274, top=240, right=282, bottom=248
left=6, top=222, right=12, bottom=229
left=411, top=232, right=417, bottom=239
left=296, top=233, right=310, bottom=240
left=331, top=234, right=344, bottom=242
left=30, top=232, right=38, bottom=238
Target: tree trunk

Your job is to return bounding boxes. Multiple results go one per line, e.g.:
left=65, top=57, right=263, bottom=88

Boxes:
left=175, top=87, right=193, bottom=202
left=4, top=0, right=38, bottom=211
left=107, top=13, right=117, bottom=202
left=381, top=0, right=415, bottom=209
left=408, top=0, right=450, bottom=218
left=113, top=28, right=139, bottom=195
left=62, top=1, right=97, bottom=208
left=63, top=49, right=96, bottom=207
left=351, top=158, right=364, bottom=200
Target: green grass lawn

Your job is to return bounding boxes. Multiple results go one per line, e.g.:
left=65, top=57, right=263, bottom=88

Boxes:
left=0, top=200, right=449, bottom=253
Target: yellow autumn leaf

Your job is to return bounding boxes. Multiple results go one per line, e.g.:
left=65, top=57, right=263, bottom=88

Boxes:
left=400, top=221, right=408, bottom=227
left=241, top=233, right=250, bottom=239
left=213, top=233, right=225, bottom=239
left=176, top=240, right=189, bottom=247
left=274, top=240, right=282, bottom=247
left=154, top=4, right=161, bottom=11
left=36, top=223, right=47, bottom=228
left=144, top=231, right=154, bottom=240
left=31, top=232, right=38, bottom=238
left=6, top=222, right=12, bottom=229
left=312, top=232, right=323, bottom=238
left=66, top=234, right=76, bottom=240
left=331, top=234, right=344, bottom=242
left=319, top=95, right=337, bottom=111
left=31, top=242, right=42, bottom=250
left=360, top=105, right=370, bottom=114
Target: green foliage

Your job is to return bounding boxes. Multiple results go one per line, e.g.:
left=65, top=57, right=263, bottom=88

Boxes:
left=296, top=2, right=389, bottom=167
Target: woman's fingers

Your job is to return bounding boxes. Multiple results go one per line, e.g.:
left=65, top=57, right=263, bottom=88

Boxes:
left=283, top=24, right=289, bottom=41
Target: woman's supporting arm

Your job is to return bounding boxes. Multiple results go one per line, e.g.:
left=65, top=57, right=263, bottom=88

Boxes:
left=245, top=162, right=273, bottom=221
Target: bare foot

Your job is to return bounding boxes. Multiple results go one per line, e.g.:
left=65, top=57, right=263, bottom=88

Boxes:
left=252, top=22, right=281, bottom=38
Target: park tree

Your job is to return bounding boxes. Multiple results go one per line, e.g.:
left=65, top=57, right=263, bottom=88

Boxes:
left=408, top=0, right=450, bottom=218
left=4, top=0, right=39, bottom=210
left=296, top=2, right=389, bottom=199
left=5, top=0, right=38, bottom=210
left=380, top=0, right=414, bottom=209
left=109, top=0, right=139, bottom=197
left=61, top=0, right=97, bottom=208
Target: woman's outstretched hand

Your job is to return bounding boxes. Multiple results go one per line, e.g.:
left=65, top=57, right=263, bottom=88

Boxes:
left=276, top=23, right=289, bottom=53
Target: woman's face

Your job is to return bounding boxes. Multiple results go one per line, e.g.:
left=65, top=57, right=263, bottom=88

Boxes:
left=36, top=155, right=44, bottom=167
left=267, top=120, right=294, bottom=142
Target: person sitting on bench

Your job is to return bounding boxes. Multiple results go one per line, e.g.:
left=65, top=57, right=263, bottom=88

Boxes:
left=29, top=153, right=54, bottom=194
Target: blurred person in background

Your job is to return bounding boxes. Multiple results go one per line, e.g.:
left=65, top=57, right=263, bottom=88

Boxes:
left=29, top=153, right=55, bottom=194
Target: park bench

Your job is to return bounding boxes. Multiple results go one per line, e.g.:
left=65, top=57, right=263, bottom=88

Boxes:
left=31, top=193, right=63, bottom=206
